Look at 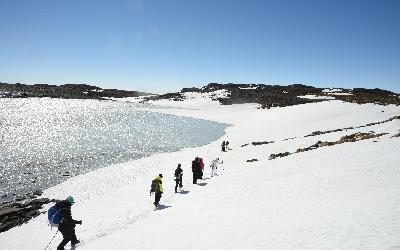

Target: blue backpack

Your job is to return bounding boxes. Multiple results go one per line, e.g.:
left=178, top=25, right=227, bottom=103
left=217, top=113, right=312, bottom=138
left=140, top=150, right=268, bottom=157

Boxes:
left=48, top=203, right=62, bottom=228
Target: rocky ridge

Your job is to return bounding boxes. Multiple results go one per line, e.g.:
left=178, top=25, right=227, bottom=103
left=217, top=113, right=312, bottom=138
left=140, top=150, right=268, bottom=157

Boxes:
left=147, top=83, right=400, bottom=108
left=0, top=82, right=151, bottom=99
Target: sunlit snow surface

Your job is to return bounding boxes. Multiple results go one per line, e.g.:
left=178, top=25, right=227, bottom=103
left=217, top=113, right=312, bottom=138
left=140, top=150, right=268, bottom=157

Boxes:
left=0, top=98, right=228, bottom=201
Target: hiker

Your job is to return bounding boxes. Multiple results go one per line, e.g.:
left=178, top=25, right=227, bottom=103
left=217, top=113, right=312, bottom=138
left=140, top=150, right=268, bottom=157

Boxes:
left=174, top=164, right=183, bottom=193
left=192, top=157, right=201, bottom=184
left=57, top=196, right=82, bottom=250
left=150, top=174, right=164, bottom=207
left=210, top=157, right=223, bottom=177
left=221, top=141, right=226, bottom=152
left=225, top=141, right=230, bottom=151
left=199, top=158, right=205, bottom=179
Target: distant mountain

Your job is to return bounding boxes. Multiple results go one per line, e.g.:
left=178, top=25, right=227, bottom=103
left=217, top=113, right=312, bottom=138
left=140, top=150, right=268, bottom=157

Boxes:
left=0, top=82, right=152, bottom=99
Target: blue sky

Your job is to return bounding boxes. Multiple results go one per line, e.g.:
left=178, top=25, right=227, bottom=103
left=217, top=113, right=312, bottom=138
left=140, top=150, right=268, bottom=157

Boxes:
left=0, top=0, right=399, bottom=93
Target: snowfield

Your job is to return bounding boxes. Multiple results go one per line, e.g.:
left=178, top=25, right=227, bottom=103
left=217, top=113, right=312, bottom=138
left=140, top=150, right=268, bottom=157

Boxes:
left=1, top=93, right=400, bottom=250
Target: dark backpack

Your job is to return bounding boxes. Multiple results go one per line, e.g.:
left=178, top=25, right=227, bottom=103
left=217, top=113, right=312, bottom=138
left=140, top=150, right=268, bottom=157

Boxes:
left=48, top=203, right=62, bottom=227
left=150, top=179, right=159, bottom=193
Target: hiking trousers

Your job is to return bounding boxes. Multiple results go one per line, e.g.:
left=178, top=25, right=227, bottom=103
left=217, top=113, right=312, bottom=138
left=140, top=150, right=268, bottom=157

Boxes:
left=155, top=191, right=162, bottom=205
left=57, top=225, right=78, bottom=249
left=175, top=177, right=183, bottom=193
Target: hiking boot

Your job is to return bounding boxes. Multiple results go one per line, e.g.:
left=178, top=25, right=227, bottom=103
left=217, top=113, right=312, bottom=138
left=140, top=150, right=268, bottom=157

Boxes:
left=71, top=240, right=80, bottom=246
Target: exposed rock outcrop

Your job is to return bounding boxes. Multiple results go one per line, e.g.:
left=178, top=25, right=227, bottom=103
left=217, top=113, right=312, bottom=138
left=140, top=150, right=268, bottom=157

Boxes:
left=251, top=141, right=274, bottom=146
left=304, top=115, right=399, bottom=138
left=246, top=159, right=258, bottom=162
left=0, top=82, right=151, bottom=99
left=0, top=198, right=53, bottom=233
left=269, top=132, right=388, bottom=160
left=145, top=83, right=400, bottom=107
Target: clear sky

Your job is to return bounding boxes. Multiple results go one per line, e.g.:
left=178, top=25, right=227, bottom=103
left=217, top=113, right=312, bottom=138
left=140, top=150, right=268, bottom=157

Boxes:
left=0, top=0, right=399, bottom=93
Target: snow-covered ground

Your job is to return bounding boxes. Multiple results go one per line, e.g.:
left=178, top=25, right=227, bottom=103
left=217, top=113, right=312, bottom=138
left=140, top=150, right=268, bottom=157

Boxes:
left=1, top=93, right=400, bottom=250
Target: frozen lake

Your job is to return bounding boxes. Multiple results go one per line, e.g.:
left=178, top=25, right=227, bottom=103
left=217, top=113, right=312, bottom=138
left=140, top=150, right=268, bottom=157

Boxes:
left=0, top=98, right=228, bottom=202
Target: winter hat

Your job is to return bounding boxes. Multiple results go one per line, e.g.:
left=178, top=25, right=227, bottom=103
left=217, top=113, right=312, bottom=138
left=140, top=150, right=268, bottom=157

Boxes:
left=159, top=174, right=163, bottom=178
left=66, top=196, right=75, bottom=204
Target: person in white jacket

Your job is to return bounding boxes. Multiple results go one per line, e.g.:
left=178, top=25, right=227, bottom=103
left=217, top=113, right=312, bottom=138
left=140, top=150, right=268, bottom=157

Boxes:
left=210, top=158, right=223, bottom=177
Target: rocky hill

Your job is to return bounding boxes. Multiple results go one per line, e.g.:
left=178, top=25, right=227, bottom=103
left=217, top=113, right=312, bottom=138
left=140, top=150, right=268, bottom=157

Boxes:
left=146, top=83, right=400, bottom=108
left=0, top=82, right=151, bottom=99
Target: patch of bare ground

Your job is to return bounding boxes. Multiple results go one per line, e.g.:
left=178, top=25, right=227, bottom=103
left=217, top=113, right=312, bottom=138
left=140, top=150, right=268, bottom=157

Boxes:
left=251, top=141, right=274, bottom=146
left=304, top=115, right=399, bottom=138
left=269, top=132, right=388, bottom=160
left=246, top=159, right=258, bottom=163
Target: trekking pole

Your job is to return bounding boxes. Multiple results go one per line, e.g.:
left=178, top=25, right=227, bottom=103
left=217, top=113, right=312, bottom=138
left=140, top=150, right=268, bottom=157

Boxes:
left=44, top=229, right=59, bottom=249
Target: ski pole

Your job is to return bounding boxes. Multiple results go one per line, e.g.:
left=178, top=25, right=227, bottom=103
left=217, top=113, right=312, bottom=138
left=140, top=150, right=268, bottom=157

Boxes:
left=44, top=229, right=59, bottom=249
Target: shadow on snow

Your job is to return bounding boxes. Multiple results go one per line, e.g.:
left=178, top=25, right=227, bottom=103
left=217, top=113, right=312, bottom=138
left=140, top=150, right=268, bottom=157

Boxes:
left=155, top=204, right=171, bottom=210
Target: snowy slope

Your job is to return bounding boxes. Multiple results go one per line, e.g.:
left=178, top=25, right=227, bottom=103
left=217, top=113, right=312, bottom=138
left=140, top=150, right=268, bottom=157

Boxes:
left=1, top=94, right=399, bottom=250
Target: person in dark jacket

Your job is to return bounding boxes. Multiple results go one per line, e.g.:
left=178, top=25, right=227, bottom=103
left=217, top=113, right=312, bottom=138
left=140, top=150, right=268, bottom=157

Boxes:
left=192, top=157, right=201, bottom=184
left=174, top=164, right=183, bottom=193
left=57, top=196, right=82, bottom=250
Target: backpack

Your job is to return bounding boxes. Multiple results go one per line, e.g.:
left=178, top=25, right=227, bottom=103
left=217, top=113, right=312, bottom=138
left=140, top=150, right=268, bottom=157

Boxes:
left=150, top=179, right=159, bottom=193
left=48, top=203, right=62, bottom=228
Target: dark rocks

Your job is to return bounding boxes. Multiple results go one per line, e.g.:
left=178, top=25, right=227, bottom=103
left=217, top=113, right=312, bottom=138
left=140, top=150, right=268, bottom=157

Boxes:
left=181, top=87, right=202, bottom=93
left=198, top=83, right=399, bottom=107
left=15, top=196, right=25, bottom=201
left=241, top=143, right=249, bottom=147
left=246, top=159, right=258, bottom=162
left=339, top=132, right=387, bottom=142
left=335, top=88, right=400, bottom=106
left=30, top=198, right=50, bottom=206
left=145, top=92, right=185, bottom=101
left=270, top=131, right=388, bottom=160
left=304, top=115, right=399, bottom=138
left=0, top=207, right=23, bottom=217
left=0, top=82, right=151, bottom=99
left=140, top=82, right=400, bottom=107
left=0, top=91, right=27, bottom=98
left=269, top=152, right=291, bottom=160
left=0, top=197, right=51, bottom=233
left=251, top=141, right=274, bottom=146
left=33, top=189, right=43, bottom=196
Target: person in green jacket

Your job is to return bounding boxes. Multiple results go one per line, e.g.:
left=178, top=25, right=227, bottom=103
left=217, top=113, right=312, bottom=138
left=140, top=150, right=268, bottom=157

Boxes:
left=150, top=174, right=164, bottom=207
